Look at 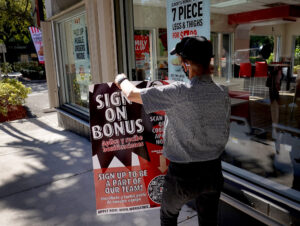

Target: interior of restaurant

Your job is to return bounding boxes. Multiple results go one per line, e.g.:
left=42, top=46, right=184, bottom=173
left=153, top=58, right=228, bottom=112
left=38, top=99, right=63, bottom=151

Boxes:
left=131, top=0, right=300, bottom=198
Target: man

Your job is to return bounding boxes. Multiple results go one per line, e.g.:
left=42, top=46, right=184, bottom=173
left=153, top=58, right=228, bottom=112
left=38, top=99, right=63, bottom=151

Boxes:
left=115, top=36, right=230, bottom=226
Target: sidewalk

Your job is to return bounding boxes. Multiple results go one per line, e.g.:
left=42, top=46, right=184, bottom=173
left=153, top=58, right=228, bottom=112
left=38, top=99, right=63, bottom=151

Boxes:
left=22, top=80, right=55, bottom=118
left=0, top=113, right=198, bottom=226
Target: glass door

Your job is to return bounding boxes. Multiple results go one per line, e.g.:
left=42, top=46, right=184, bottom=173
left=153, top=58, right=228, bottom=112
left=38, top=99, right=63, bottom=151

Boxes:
left=210, top=32, right=233, bottom=82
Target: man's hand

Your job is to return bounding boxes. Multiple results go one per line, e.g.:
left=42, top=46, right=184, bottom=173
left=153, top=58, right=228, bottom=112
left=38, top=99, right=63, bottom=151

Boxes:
left=114, top=73, right=143, bottom=104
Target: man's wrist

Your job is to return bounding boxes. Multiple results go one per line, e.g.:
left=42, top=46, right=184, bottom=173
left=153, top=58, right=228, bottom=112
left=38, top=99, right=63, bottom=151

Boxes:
left=115, top=74, right=128, bottom=86
left=118, top=77, right=128, bottom=85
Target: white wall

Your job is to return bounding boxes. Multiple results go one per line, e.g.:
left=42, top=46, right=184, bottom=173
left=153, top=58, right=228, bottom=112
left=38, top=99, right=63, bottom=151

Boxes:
left=285, top=21, right=300, bottom=57
left=133, top=5, right=166, bottom=29
left=250, top=24, right=285, bottom=36
left=211, top=13, right=235, bottom=33
left=250, top=21, right=300, bottom=58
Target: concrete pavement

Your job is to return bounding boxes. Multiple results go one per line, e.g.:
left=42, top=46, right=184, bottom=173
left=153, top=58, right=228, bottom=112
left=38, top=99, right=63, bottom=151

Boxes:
left=0, top=112, right=198, bottom=226
left=22, top=80, right=55, bottom=118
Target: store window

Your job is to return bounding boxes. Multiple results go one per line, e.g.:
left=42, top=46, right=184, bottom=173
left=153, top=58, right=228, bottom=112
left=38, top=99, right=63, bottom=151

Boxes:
left=56, top=11, right=91, bottom=111
left=121, top=0, right=300, bottom=201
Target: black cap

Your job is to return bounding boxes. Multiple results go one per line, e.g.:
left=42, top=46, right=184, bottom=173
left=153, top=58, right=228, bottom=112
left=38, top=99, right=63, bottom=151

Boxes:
left=170, top=36, right=213, bottom=64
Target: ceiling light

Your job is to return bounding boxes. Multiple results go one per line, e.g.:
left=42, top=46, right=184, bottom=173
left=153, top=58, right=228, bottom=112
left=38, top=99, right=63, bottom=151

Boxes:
left=211, top=0, right=248, bottom=8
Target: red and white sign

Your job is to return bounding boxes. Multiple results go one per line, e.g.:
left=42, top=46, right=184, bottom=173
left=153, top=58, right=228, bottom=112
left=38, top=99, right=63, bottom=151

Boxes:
left=29, top=26, right=44, bottom=64
left=167, top=0, right=210, bottom=82
left=135, top=35, right=150, bottom=55
left=134, top=35, right=150, bottom=69
left=89, top=81, right=169, bottom=215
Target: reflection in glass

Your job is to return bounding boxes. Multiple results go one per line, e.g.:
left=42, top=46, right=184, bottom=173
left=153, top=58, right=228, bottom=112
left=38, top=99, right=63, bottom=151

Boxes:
left=134, top=30, right=152, bottom=81
left=131, top=0, right=300, bottom=198
left=223, top=34, right=300, bottom=197
left=59, top=13, right=91, bottom=109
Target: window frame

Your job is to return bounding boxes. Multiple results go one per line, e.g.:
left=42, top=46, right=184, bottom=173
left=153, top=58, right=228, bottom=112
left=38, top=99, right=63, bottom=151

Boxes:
left=52, top=7, right=90, bottom=118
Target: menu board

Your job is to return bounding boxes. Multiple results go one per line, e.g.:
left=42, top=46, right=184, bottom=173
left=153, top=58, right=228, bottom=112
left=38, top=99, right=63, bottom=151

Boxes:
left=167, top=0, right=210, bottom=81
left=89, top=81, right=169, bottom=215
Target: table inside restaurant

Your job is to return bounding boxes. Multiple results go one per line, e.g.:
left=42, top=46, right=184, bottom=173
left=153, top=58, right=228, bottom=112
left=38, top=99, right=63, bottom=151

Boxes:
left=231, top=97, right=248, bottom=107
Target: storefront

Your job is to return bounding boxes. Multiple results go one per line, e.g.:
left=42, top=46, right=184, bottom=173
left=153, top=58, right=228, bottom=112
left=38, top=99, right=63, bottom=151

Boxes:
left=43, top=0, right=300, bottom=224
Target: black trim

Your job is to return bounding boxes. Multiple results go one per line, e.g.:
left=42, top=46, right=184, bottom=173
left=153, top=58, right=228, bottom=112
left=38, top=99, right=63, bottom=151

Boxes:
left=59, top=104, right=89, bottom=122
left=114, top=0, right=125, bottom=73
left=222, top=165, right=300, bottom=205
left=222, top=170, right=300, bottom=225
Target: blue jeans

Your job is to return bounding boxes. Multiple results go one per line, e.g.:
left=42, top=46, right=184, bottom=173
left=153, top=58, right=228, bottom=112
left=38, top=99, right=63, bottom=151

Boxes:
left=160, top=158, right=223, bottom=226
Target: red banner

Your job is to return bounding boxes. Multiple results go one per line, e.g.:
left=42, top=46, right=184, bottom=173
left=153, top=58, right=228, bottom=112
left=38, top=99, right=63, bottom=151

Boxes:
left=29, top=26, right=44, bottom=64
left=89, top=81, right=169, bottom=215
left=134, top=35, right=150, bottom=56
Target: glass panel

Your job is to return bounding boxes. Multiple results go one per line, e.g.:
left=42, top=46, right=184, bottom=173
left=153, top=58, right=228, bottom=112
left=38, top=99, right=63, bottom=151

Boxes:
left=127, top=0, right=300, bottom=200
left=133, top=1, right=166, bottom=81
left=134, top=29, right=153, bottom=80
left=222, top=33, right=232, bottom=80
left=225, top=33, right=299, bottom=198
left=210, top=33, right=232, bottom=81
left=58, top=12, right=91, bottom=110
left=157, top=28, right=168, bottom=80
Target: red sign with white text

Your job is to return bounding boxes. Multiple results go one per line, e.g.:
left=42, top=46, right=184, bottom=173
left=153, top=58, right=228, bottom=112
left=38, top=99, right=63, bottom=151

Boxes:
left=29, top=26, right=44, bottom=64
left=134, top=34, right=151, bottom=74
left=89, top=81, right=169, bottom=215
left=134, top=35, right=150, bottom=56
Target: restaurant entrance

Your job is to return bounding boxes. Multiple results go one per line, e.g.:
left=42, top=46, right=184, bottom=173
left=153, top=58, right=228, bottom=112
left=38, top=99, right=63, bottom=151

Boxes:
left=43, top=1, right=300, bottom=224
left=115, top=1, right=300, bottom=224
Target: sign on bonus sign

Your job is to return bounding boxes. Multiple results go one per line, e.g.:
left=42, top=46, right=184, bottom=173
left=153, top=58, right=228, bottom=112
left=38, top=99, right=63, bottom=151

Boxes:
left=89, top=81, right=170, bottom=215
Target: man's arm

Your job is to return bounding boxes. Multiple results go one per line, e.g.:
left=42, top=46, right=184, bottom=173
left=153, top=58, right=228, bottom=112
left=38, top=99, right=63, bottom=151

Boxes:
left=115, top=73, right=143, bottom=104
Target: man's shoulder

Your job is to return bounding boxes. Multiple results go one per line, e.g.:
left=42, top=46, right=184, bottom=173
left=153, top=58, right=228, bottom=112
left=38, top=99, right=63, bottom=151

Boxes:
left=163, top=81, right=188, bottom=90
left=213, top=82, right=229, bottom=94
left=169, top=80, right=186, bottom=86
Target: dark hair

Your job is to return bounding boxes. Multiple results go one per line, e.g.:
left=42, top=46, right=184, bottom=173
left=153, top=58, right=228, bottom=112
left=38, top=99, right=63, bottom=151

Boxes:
left=260, top=43, right=273, bottom=60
